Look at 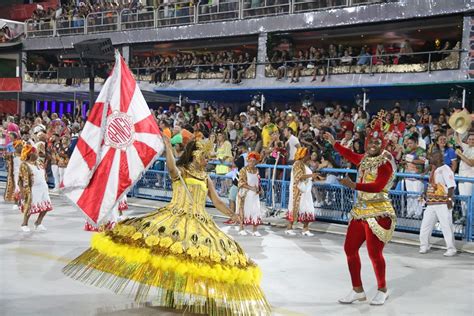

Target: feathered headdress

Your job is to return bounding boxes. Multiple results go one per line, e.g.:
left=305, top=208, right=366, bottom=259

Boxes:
left=20, top=144, right=36, bottom=161
left=247, top=151, right=262, bottom=162
left=192, top=140, right=213, bottom=161
left=295, top=147, right=309, bottom=161
left=366, top=110, right=390, bottom=149
left=13, top=140, right=24, bottom=149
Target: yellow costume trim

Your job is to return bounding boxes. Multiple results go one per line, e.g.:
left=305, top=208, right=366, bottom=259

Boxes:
left=90, top=233, right=262, bottom=286
left=366, top=217, right=397, bottom=244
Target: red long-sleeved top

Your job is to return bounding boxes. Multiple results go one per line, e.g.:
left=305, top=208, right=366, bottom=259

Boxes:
left=334, top=142, right=393, bottom=193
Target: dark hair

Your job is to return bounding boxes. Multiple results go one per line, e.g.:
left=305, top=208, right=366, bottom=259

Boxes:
left=408, top=134, right=418, bottom=143
left=176, top=141, right=197, bottom=167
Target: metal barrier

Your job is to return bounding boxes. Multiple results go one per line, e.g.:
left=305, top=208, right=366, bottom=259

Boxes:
left=242, top=0, right=290, bottom=18
left=24, top=0, right=395, bottom=37
left=264, top=49, right=463, bottom=79
left=1, top=153, right=471, bottom=241
left=56, top=17, right=86, bottom=36
left=86, top=10, right=119, bottom=34
left=132, top=158, right=474, bottom=242
left=197, top=1, right=240, bottom=23
left=293, top=0, right=347, bottom=13
left=121, top=7, right=156, bottom=30
left=25, top=19, right=55, bottom=37
left=157, top=2, right=196, bottom=27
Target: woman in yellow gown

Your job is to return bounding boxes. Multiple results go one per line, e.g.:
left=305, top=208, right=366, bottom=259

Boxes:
left=63, top=136, right=271, bottom=315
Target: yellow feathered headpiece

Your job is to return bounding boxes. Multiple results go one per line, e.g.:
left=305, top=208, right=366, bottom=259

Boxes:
left=20, top=144, right=36, bottom=161
left=13, top=140, right=24, bottom=149
left=192, top=140, right=213, bottom=161
left=295, top=147, right=309, bottom=161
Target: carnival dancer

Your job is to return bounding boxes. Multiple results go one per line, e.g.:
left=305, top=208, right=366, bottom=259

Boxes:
left=285, top=147, right=319, bottom=236
left=12, top=140, right=24, bottom=208
left=18, top=144, right=53, bottom=232
left=63, top=137, right=271, bottom=315
left=324, top=111, right=397, bottom=306
left=419, top=149, right=457, bottom=257
left=3, top=133, right=19, bottom=202
left=236, top=152, right=264, bottom=237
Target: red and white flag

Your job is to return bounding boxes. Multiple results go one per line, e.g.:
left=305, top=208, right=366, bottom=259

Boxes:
left=62, top=51, right=163, bottom=225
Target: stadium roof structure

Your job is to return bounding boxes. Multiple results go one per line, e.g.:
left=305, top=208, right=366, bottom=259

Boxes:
left=154, top=81, right=474, bottom=104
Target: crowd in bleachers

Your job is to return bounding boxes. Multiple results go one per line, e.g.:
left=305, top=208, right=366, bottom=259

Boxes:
left=269, top=40, right=457, bottom=82
left=130, top=50, right=255, bottom=84
left=1, top=102, right=473, bottom=224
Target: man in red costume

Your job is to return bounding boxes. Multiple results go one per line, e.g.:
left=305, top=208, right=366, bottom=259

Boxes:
left=324, top=111, right=397, bottom=306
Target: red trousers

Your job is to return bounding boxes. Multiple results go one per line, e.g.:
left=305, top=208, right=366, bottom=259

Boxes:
left=344, top=217, right=392, bottom=289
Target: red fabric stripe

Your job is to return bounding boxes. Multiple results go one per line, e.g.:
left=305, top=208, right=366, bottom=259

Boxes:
left=134, top=114, right=161, bottom=135
left=133, top=140, right=157, bottom=169
left=117, top=150, right=132, bottom=200
left=120, top=57, right=136, bottom=113
left=77, top=148, right=116, bottom=222
left=76, top=137, right=97, bottom=170
left=88, top=102, right=105, bottom=127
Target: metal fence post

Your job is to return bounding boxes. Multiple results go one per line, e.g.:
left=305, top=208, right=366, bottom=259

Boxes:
left=427, top=52, right=431, bottom=74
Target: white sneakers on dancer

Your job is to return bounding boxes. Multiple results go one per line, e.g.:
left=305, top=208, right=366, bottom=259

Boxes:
left=35, top=224, right=47, bottom=232
left=443, top=249, right=457, bottom=257
left=338, top=289, right=366, bottom=304
left=20, top=225, right=30, bottom=232
left=238, top=230, right=262, bottom=237
left=285, top=229, right=297, bottom=236
left=370, top=290, right=389, bottom=305
left=302, top=230, right=314, bottom=237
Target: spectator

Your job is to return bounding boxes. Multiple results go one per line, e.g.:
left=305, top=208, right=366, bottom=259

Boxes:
left=401, top=134, right=426, bottom=219
left=357, top=47, right=371, bottom=66
left=455, top=132, right=474, bottom=223
left=261, top=114, right=278, bottom=149
left=284, top=127, right=301, bottom=163
left=432, top=134, right=457, bottom=172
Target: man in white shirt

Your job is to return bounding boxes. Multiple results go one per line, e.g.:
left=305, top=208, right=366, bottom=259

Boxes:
left=284, top=127, right=300, bottom=164
left=419, top=149, right=457, bottom=257
left=455, top=132, right=474, bottom=223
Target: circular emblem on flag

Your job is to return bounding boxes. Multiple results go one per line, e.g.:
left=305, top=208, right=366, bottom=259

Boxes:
left=105, top=111, right=135, bottom=150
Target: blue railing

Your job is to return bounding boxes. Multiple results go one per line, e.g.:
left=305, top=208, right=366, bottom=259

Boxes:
left=1, top=153, right=473, bottom=241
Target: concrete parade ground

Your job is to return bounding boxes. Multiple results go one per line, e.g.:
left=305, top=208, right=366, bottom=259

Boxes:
left=0, top=194, right=472, bottom=316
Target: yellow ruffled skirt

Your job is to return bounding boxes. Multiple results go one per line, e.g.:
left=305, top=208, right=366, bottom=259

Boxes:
left=63, top=205, right=271, bottom=315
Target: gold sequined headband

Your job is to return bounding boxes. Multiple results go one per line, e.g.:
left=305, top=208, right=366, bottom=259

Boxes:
left=192, top=140, right=213, bottom=161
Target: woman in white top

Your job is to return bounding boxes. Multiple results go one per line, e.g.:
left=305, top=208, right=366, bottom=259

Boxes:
left=455, top=132, right=474, bottom=223
left=236, top=152, right=263, bottom=237
left=286, top=147, right=319, bottom=236
left=18, top=144, right=53, bottom=232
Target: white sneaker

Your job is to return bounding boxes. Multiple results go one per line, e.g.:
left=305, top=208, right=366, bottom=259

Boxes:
left=12, top=205, right=19, bottom=211
left=252, top=231, right=262, bottom=237
left=302, top=230, right=314, bottom=237
left=285, top=229, right=297, bottom=236
left=338, top=289, right=366, bottom=304
left=238, top=230, right=248, bottom=236
left=419, top=248, right=429, bottom=254
left=20, top=226, right=30, bottom=232
left=370, top=290, right=389, bottom=305
left=443, top=249, right=457, bottom=257
left=34, top=224, right=47, bottom=232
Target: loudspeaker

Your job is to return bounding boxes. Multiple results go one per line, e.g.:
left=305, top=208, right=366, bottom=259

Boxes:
left=73, top=38, right=114, bottom=62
